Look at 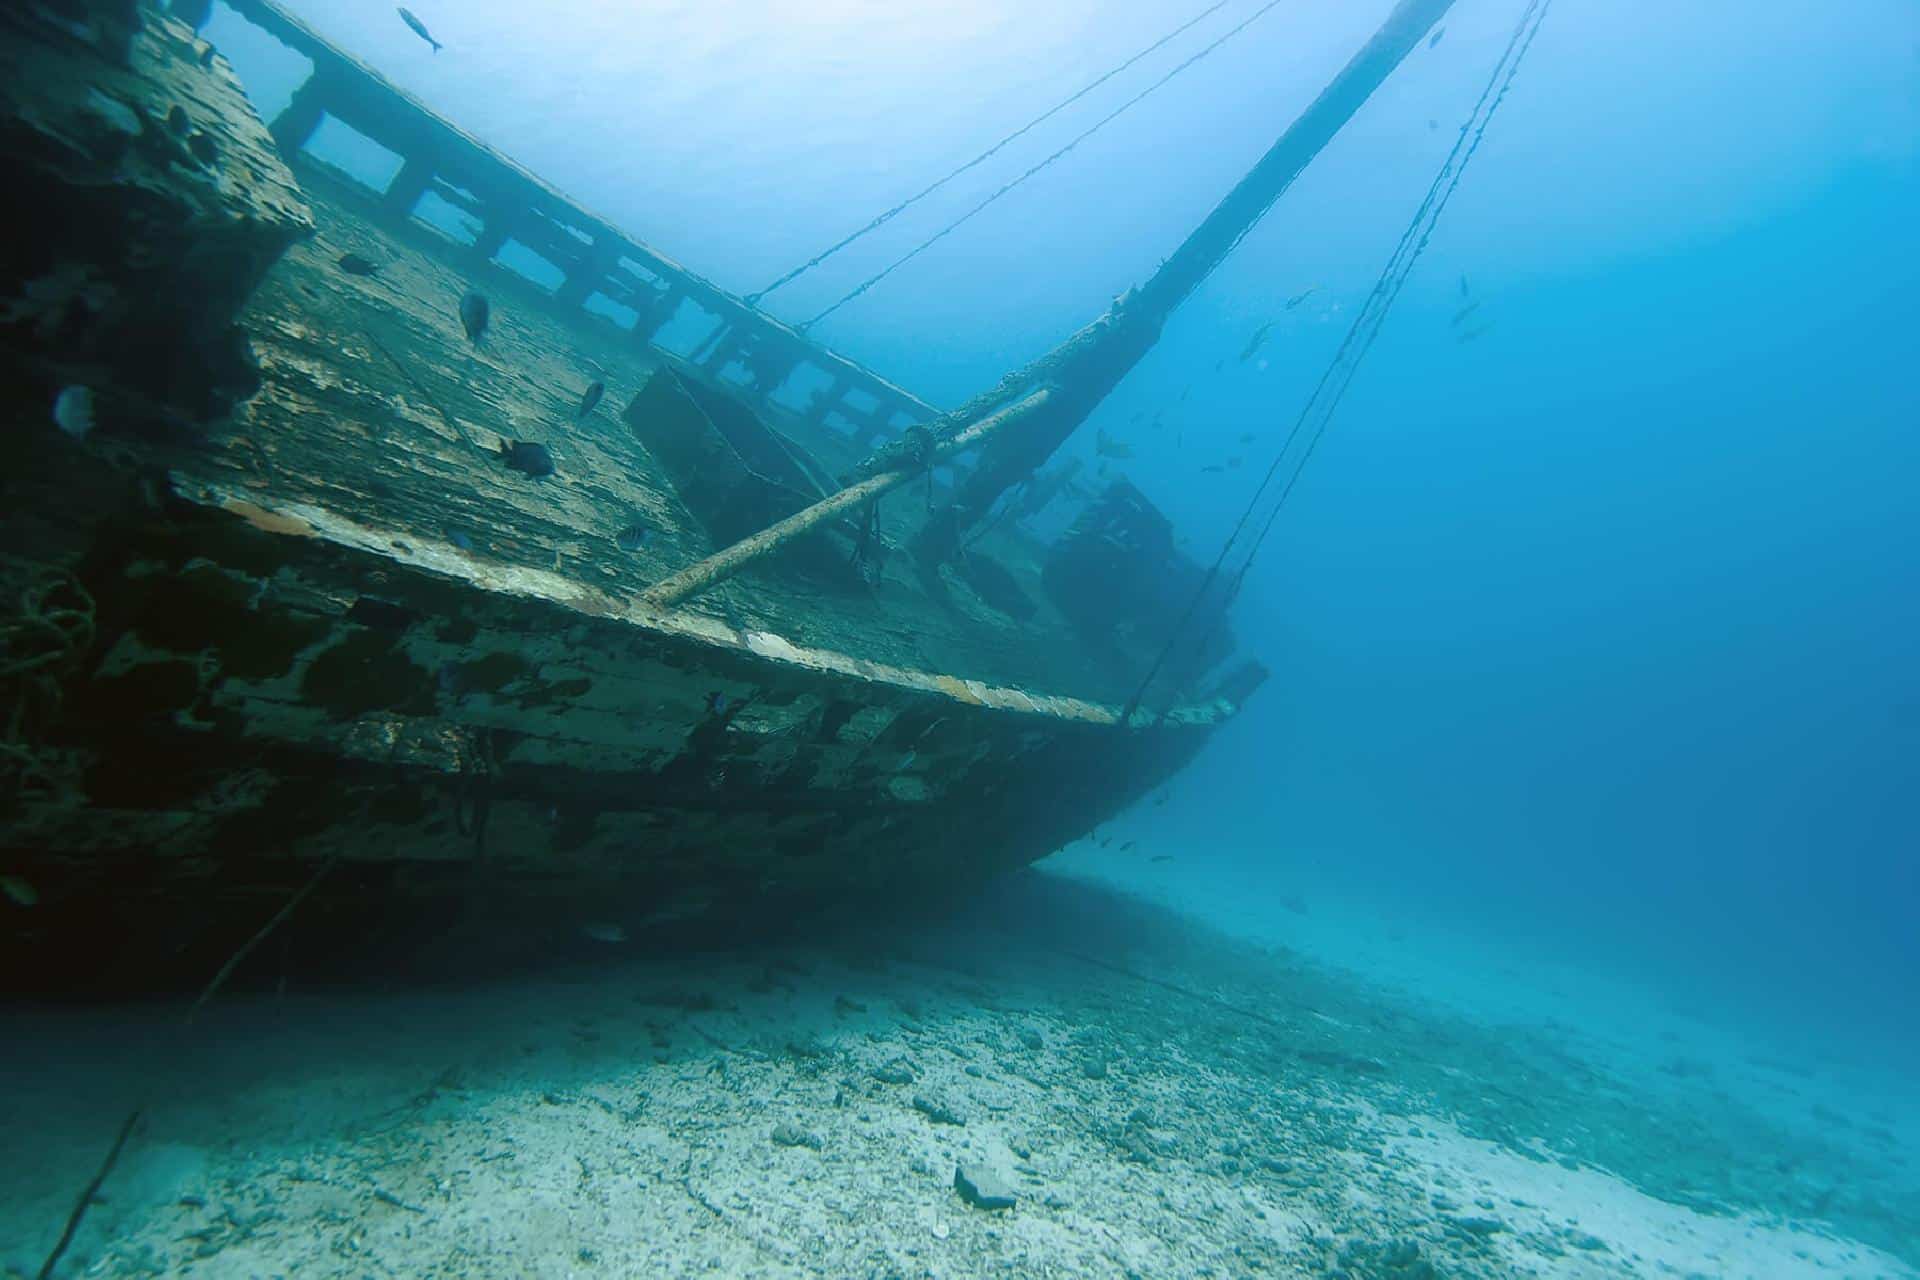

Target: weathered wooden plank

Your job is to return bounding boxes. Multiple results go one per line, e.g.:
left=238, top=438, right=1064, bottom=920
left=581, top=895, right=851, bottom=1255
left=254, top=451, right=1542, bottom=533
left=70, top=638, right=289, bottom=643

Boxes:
left=206, top=0, right=936, bottom=429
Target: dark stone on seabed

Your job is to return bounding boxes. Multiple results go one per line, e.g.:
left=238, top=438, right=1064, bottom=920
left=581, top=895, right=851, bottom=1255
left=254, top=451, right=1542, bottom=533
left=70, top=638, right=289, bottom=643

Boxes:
left=771, top=1123, right=823, bottom=1151
left=954, top=1163, right=1017, bottom=1211
left=913, top=1093, right=965, bottom=1126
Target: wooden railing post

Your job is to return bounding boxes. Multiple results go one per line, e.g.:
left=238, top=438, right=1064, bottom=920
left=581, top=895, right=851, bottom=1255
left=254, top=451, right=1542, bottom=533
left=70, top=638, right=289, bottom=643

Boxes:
left=268, top=73, right=328, bottom=156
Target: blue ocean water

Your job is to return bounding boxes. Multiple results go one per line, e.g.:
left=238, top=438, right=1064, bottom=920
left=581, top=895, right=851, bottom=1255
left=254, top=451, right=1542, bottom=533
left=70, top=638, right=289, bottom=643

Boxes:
left=6, top=1, right=1917, bottom=1274
left=231, top=0, right=1919, bottom=1061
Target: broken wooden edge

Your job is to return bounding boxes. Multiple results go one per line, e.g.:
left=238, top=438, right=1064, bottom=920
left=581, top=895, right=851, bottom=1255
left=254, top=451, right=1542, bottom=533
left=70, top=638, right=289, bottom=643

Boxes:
left=201, top=485, right=1241, bottom=730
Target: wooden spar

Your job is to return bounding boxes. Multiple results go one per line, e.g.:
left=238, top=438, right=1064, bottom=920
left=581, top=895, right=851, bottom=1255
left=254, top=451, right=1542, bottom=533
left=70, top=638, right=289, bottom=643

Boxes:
left=642, top=0, right=1453, bottom=603
left=638, top=388, right=1054, bottom=608
left=917, top=0, right=1460, bottom=560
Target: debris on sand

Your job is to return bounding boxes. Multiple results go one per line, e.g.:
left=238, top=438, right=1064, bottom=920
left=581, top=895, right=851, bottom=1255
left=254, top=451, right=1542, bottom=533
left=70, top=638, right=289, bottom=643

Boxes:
left=954, top=1162, right=1018, bottom=1211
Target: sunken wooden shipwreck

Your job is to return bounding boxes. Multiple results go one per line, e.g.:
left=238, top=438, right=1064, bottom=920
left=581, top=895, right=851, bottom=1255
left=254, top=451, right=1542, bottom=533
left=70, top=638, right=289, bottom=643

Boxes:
left=1, top=0, right=1451, bottom=988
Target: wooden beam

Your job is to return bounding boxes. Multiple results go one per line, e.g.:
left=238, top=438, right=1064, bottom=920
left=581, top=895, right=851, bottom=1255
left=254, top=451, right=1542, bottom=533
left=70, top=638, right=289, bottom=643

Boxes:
left=639, top=388, right=1053, bottom=609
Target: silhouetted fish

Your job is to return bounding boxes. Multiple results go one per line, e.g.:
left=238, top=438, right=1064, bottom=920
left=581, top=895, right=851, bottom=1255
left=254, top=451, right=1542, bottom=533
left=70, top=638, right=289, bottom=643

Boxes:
left=497, top=439, right=554, bottom=477
left=1284, top=285, right=1320, bottom=311
left=398, top=6, right=442, bottom=52
left=337, top=253, right=381, bottom=277
left=1238, top=321, right=1274, bottom=362
left=1150, top=855, right=1174, bottom=864
left=458, top=291, right=490, bottom=344
left=576, top=380, right=605, bottom=420
left=1459, top=274, right=1471, bottom=298
left=1451, top=300, right=1482, bottom=327
left=1458, top=322, right=1496, bottom=344
left=1428, top=26, right=1445, bottom=49
left=614, top=523, right=652, bottom=552
left=1095, top=429, right=1133, bottom=460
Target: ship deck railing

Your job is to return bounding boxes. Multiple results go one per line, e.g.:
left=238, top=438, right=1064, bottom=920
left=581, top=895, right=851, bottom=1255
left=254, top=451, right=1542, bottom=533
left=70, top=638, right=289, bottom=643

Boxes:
left=167, top=0, right=936, bottom=446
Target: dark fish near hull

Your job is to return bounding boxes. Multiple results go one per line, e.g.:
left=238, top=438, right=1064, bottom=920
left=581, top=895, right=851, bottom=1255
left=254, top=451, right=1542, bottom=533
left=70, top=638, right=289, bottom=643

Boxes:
left=1428, top=26, right=1446, bottom=49
left=614, top=523, right=652, bottom=552
left=398, top=7, right=442, bottom=53
left=458, top=291, right=489, bottom=345
left=337, top=253, right=381, bottom=277
left=576, top=380, right=605, bottom=420
left=498, top=440, right=555, bottom=478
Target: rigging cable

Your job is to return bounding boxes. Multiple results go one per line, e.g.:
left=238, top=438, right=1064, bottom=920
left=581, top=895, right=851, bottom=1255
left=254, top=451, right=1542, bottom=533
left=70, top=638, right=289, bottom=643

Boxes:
left=748, top=0, right=1236, bottom=306
left=799, top=0, right=1293, bottom=332
left=1121, top=0, right=1555, bottom=724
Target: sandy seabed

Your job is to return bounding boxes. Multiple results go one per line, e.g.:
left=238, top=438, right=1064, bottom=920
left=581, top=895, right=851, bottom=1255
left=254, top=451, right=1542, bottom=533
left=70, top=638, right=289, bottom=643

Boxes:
left=3, top=871, right=1914, bottom=1279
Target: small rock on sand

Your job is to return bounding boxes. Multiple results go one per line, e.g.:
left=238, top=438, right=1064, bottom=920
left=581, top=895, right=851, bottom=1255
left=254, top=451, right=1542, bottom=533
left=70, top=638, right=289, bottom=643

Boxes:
left=913, top=1093, right=965, bottom=1126
left=954, top=1162, right=1017, bottom=1211
left=771, top=1123, right=823, bottom=1150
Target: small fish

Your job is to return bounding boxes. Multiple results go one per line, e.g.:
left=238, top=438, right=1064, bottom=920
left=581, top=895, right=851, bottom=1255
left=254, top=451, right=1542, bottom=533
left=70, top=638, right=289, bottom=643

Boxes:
left=1428, top=26, right=1445, bottom=49
left=1238, top=321, right=1274, bottom=362
left=1238, top=433, right=1255, bottom=444
left=166, top=105, right=190, bottom=136
left=580, top=922, right=628, bottom=944
left=1459, top=274, right=1471, bottom=298
left=458, top=290, right=490, bottom=344
left=497, top=439, right=555, bottom=477
left=1201, top=464, right=1225, bottom=474
left=705, top=690, right=731, bottom=716
left=1150, top=855, right=1174, bottom=864
left=1451, top=300, right=1482, bottom=327
left=1119, top=841, right=1136, bottom=852
left=1458, top=322, right=1496, bottom=344
left=614, top=523, right=652, bottom=552
left=0, top=874, right=37, bottom=907
left=447, top=529, right=474, bottom=552
left=337, top=252, right=381, bottom=277
left=52, top=385, right=94, bottom=439
left=397, top=6, right=442, bottom=53
left=1284, top=285, right=1320, bottom=311
left=197, top=41, right=216, bottom=68
left=1227, top=457, right=1243, bottom=469
left=1095, top=429, right=1133, bottom=460
left=576, top=380, right=605, bottom=420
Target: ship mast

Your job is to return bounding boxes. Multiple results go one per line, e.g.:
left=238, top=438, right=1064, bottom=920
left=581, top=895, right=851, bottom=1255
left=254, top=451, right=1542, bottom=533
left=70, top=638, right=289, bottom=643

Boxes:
left=642, top=0, right=1458, bottom=608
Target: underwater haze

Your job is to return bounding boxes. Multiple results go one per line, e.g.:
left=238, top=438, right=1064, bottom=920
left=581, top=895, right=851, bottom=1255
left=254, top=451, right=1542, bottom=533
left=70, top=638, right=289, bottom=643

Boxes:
left=233, top=0, right=1920, bottom=1052
left=6, top=0, right=1919, bottom=1275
